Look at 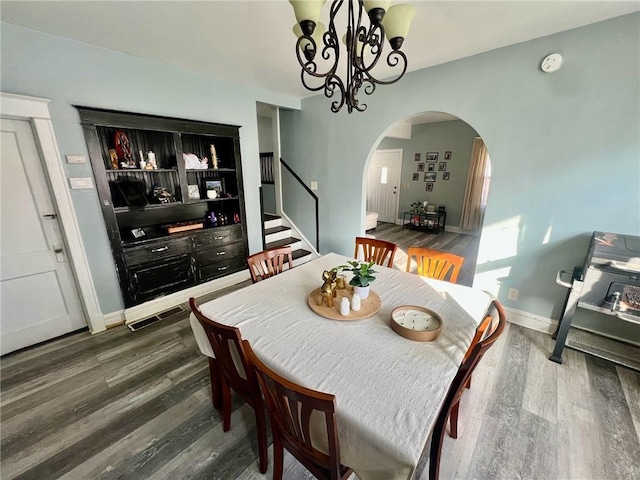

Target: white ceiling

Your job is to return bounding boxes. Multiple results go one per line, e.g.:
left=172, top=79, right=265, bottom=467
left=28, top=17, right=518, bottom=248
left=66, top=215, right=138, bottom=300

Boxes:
left=2, top=1, right=638, bottom=101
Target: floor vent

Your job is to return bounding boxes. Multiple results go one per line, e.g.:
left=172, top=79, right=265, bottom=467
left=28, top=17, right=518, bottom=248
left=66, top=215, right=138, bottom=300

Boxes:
left=127, top=316, right=162, bottom=332
left=127, top=305, right=186, bottom=332
left=157, top=306, right=184, bottom=319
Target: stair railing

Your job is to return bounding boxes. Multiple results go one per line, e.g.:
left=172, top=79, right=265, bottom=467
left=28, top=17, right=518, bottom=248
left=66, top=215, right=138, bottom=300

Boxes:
left=280, top=157, right=319, bottom=252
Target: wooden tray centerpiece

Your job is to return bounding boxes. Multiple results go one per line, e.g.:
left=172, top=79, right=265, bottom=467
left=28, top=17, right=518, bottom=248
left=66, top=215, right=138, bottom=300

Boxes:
left=307, top=287, right=381, bottom=321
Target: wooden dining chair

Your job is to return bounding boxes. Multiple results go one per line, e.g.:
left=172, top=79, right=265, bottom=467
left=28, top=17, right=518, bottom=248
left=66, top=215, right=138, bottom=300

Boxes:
left=429, top=300, right=507, bottom=480
left=354, top=237, right=398, bottom=268
left=189, top=298, right=268, bottom=474
left=247, top=246, right=294, bottom=283
left=243, top=340, right=354, bottom=480
left=406, top=246, right=464, bottom=284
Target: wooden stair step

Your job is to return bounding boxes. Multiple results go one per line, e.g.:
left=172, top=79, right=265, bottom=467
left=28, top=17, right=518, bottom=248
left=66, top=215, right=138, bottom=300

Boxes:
left=263, top=214, right=280, bottom=222
left=292, top=249, right=312, bottom=261
left=266, top=236, right=300, bottom=249
left=264, top=225, right=291, bottom=236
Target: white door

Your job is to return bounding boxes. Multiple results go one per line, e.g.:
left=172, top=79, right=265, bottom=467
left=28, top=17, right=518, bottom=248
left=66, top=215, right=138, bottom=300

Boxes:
left=366, top=149, right=402, bottom=223
left=1, top=118, right=86, bottom=355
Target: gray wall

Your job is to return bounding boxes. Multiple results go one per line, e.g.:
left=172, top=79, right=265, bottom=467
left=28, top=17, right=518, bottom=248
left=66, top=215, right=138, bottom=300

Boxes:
left=280, top=13, right=640, bottom=320
left=1, top=23, right=299, bottom=315
left=379, top=120, right=478, bottom=228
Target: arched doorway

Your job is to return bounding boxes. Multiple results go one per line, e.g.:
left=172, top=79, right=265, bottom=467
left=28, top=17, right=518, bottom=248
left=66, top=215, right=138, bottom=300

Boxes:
left=363, top=112, right=491, bottom=287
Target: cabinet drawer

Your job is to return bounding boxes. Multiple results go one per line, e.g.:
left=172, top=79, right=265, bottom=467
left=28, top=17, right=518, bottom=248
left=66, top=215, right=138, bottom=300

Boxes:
left=124, top=237, right=192, bottom=266
left=128, top=254, right=195, bottom=303
left=200, top=257, right=246, bottom=283
left=198, top=241, right=246, bottom=266
left=195, top=225, right=243, bottom=248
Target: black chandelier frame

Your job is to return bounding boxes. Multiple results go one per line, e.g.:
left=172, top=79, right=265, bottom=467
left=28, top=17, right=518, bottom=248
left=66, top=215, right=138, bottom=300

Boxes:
left=295, top=0, right=408, bottom=114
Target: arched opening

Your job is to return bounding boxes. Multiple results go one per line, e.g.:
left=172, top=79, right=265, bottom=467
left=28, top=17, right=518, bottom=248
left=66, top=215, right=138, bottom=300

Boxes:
left=362, top=112, right=491, bottom=287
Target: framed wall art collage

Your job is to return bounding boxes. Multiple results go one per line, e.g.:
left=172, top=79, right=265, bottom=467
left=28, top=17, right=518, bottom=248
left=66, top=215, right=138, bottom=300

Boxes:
left=414, top=151, right=453, bottom=191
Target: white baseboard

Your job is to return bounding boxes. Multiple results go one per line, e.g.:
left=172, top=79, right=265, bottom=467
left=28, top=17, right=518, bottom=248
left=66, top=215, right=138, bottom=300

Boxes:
left=505, top=306, right=558, bottom=335
left=104, top=310, right=126, bottom=328
left=124, top=270, right=250, bottom=324
left=97, top=270, right=251, bottom=328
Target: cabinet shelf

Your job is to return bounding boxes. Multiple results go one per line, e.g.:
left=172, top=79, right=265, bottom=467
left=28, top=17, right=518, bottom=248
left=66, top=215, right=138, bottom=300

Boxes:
left=114, top=202, right=183, bottom=213
left=188, top=197, right=239, bottom=204
left=78, top=107, right=248, bottom=308
left=107, top=168, right=177, bottom=173
left=186, top=168, right=235, bottom=173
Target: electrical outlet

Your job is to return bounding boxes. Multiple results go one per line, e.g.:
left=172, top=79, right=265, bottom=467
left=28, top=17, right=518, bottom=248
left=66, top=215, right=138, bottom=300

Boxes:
left=508, top=288, right=519, bottom=301
left=310, top=181, right=318, bottom=191
left=66, top=155, right=86, bottom=164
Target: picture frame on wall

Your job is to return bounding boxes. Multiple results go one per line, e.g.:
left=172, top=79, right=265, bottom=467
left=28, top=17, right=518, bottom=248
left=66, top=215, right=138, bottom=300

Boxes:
left=426, top=152, right=439, bottom=162
left=444, top=151, right=452, bottom=160
left=418, top=163, right=425, bottom=172
left=443, top=172, right=450, bottom=180
left=426, top=182, right=434, bottom=192
left=439, top=162, right=447, bottom=171
left=427, top=163, right=435, bottom=172
left=412, top=173, right=419, bottom=181
left=424, top=172, right=436, bottom=182
left=414, top=153, right=421, bottom=162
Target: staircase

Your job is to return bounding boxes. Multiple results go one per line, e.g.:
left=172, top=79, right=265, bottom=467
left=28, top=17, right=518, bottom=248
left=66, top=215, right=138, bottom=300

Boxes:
left=263, top=214, right=315, bottom=266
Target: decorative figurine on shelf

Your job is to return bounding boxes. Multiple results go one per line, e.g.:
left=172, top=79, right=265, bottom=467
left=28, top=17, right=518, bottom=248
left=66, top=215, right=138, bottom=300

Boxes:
left=109, top=149, right=119, bottom=170
left=317, top=270, right=338, bottom=308
left=410, top=201, right=422, bottom=213
left=151, top=184, right=175, bottom=203
left=210, top=144, right=218, bottom=170
left=146, top=151, right=158, bottom=169
left=233, top=212, right=240, bottom=224
left=208, top=211, right=218, bottom=226
left=114, top=129, right=134, bottom=167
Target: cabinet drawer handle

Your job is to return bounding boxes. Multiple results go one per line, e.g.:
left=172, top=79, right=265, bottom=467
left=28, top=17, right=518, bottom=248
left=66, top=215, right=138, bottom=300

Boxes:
left=216, top=251, right=226, bottom=256
left=152, top=247, right=169, bottom=253
left=217, top=266, right=229, bottom=271
left=214, top=236, right=225, bottom=240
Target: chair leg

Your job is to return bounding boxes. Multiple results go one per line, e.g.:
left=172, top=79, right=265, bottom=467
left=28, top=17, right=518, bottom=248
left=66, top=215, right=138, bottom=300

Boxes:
left=220, top=376, right=232, bottom=432
left=254, top=403, right=269, bottom=473
left=272, top=431, right=284, bottom=480
left=209, top=357, right=222, bottom=411
left=448, top=401, right=459, bottom=439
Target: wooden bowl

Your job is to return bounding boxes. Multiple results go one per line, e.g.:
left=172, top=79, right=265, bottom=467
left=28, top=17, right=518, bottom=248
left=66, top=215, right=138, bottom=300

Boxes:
left=390, top=305, right=443, bottom=341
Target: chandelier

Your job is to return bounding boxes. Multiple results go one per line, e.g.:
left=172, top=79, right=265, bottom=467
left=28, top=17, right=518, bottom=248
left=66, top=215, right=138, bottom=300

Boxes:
left=290, top=0, right=416, bottom=114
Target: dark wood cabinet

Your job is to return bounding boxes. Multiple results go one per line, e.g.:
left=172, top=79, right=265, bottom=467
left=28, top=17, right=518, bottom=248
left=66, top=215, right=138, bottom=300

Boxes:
left=78, top=107, right=249, bottom=308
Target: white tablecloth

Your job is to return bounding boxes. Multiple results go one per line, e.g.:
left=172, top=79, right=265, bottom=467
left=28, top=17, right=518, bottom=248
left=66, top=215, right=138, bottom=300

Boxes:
left=190, top=253, right=492, bottom=480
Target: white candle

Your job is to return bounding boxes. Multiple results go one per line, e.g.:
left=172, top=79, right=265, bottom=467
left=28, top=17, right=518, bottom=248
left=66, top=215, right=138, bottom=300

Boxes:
left=340, top=297, right=350, bottom=316
left=351, top=293, right=361, bottom=311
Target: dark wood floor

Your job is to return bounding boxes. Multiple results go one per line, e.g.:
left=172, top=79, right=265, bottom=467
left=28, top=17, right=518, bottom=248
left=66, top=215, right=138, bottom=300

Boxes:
left=2, top=278, right=639, bottom=479
left=369, top=223, right=480, bottom=286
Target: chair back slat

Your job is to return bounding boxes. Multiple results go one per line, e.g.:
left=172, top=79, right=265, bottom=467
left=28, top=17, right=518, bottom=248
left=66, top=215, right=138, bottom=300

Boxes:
left=190, top=299, right=257, bottom=399
left=354, top=237, right=398, bottom=268
left=429, top=300, right=507, bottom=480
left=247, top=246, right=294, bottom=283
left=406, top=246, right=464, bottom=283
left=244, top=340, right=351, bottom=479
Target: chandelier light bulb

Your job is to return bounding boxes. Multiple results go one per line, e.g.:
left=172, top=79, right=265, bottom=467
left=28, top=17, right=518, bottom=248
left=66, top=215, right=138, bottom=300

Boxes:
left=382, top=4, right=416, bottom=49
left=289, top=0, right=326, bottom=25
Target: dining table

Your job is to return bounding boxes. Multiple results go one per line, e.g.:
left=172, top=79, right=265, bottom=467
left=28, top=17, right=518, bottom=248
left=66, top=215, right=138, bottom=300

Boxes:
left=190, top=253, right=493, bottom=480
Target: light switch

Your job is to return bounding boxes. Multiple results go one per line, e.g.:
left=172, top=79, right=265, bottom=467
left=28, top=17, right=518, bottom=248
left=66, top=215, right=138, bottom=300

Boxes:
left=310, top=181, right=318, bottom=191
left=66, top=155, right=86, bottom=164
left=69, top=177, right=94, bottom=189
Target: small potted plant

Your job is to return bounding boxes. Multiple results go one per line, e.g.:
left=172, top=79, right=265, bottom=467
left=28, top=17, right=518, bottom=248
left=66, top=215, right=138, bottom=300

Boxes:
left=334, top=260, right=377, bottom=299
